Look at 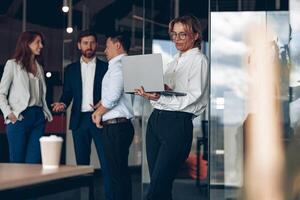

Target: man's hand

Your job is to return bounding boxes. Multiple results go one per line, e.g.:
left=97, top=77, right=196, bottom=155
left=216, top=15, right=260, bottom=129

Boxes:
left=51, top=102, right=66, bottom=112
left=134, top=86, right=160, bottom=101
left=8, top=113, right=17, bottom=124
left=92, top=101, right=109, bottom=128
left=92, top=110, right=103, bottom=128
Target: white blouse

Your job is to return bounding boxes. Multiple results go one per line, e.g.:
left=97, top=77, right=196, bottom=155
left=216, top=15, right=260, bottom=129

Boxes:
left=151, top=47, right=209, bottom=116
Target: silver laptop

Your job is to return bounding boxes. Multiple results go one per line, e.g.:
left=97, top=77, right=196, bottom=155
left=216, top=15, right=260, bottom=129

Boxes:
left=122, top=54, right=186, bottom=96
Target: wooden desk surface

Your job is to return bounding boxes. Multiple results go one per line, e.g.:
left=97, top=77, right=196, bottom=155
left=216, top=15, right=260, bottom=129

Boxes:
left=0, top=163, right=94, bottom=191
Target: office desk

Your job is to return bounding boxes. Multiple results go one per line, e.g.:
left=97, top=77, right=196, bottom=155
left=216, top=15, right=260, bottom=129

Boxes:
left=0, top=163, right=94, bottom=200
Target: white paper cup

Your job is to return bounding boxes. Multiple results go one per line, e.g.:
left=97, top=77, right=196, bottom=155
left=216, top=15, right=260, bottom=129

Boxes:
left=40, top=135, right=63, bottom=169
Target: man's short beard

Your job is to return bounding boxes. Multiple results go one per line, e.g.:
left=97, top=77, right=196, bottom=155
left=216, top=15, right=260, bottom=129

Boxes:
left=82, top=50, right=96, bottom=58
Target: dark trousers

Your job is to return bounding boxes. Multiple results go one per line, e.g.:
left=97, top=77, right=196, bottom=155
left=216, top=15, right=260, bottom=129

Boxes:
left=6, top=106, right=46, bottom=163
left=72, top=112, right=113, bottom=200
left=102, top=121, right=134, bottom=200
left=146, top=109, right=193, bottom=200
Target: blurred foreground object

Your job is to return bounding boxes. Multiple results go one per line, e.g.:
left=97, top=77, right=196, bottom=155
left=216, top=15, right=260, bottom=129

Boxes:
left=244, top=24, right=285, bottom=200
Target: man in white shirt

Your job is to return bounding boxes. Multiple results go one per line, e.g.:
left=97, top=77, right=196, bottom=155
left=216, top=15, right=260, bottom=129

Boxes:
left=92, top=32, right=134, bottom=200
left=51, top=30, right=113, bottom=200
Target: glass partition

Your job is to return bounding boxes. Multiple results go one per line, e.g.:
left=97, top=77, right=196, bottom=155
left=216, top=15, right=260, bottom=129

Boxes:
left=287, top=1, right=300, bottom=198
left=210, top=1, right=291, bottom=199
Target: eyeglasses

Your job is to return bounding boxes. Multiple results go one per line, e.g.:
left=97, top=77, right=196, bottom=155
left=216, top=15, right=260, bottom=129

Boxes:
left=169, top=32, right=188, bottom=40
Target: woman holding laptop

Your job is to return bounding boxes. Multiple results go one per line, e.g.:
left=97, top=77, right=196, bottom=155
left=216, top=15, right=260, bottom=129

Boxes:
left=135, top=15, right=209, bottom=200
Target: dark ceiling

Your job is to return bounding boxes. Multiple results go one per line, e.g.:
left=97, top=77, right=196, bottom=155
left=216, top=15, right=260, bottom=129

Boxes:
left=0, top=0, right=209, bottom=35
left=210, top=0, right=288, bottom=11
left=0, top=0, right=288, bottom=42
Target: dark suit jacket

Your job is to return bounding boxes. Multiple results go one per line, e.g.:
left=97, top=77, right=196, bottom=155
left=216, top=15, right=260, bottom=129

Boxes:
left=60, top=58, right=108, bottom=130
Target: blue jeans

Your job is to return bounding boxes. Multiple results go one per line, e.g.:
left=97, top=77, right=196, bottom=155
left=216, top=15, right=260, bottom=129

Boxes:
left=6, top=106, right=46, bottom=163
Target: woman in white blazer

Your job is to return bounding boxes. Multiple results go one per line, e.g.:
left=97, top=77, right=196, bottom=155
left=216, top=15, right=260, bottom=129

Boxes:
left=0, top=30, right=52, bottom=163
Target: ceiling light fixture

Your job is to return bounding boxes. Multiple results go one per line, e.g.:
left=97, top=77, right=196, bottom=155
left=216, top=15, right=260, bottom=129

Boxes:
left=66, top=27, right=73, bottom=33
left=62, top=0, right=69, bottom=12
left=46, top=72, right=52, bottom=78
left=66, top=0, right=73, bottom=34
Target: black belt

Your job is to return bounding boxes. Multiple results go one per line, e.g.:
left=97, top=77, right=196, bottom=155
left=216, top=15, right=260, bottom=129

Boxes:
left=153, top=109, right=194, bottom=119
left=102, top=117, right=129, bottom=126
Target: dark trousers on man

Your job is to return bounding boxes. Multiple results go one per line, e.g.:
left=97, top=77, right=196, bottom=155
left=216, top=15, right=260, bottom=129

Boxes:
left=72, top=112, right=113, bottom=200
left=146, top=109, right=193, bottom=200
left=102, top=120, right=134, bottom=200
left=6, top=106, right=46, bottom=163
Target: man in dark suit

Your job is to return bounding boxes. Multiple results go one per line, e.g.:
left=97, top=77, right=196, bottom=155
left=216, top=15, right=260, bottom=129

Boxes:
left=52, top=30, right=112, bottom=200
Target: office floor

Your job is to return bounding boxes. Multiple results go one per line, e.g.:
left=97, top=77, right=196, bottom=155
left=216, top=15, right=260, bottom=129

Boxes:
left=38, top=171, right=212, bottom=200
left=143, top=180, right=208, bottom=200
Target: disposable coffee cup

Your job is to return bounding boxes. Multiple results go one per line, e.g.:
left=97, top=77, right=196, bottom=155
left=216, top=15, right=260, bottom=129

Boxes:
left=39, top=135, right=63, bottom=169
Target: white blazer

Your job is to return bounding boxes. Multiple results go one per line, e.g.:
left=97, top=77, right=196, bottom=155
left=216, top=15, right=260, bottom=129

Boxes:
left=0, top=59, right=53, bottom=124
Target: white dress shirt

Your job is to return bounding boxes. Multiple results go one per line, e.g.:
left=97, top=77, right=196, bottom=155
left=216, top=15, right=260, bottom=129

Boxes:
left=102, top=54, right=134, bottom=121
left=80, top=57, right=96, bottom=112
left=151, top=47, right=209, bottom=116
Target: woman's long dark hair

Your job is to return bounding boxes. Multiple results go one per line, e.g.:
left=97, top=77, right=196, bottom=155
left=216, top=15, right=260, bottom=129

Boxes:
left=12, top=30, right=45, bottom=72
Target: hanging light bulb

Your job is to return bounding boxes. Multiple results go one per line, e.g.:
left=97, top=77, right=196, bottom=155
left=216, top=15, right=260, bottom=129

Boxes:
left=66, top=0, right=73, bottom=34
left=66, top=27, right=73, bottom=33
left=62, top=0, right=69, bottom=12
left=46, top=72, right=52, bottom=78
left=62, top=6, right=69, bottom=13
